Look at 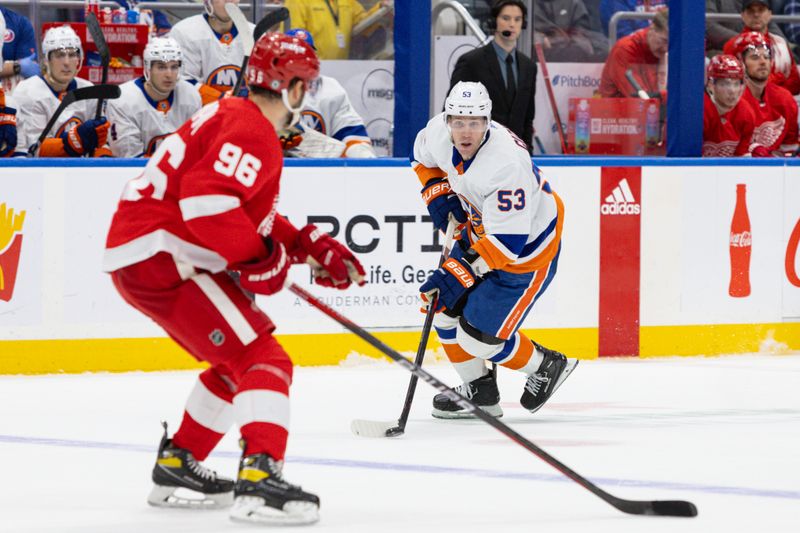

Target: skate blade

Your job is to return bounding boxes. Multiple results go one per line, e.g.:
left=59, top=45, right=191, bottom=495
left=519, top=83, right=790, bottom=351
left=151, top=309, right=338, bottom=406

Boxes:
left=147, top=484, right=233, bottom=509
left=351, top=419, right=398, bottom=438
left=432, top=404, right=503, bottom=419
left=230, top=496, right=319, bottom=526
left=527, top=359, right=579, bottom=414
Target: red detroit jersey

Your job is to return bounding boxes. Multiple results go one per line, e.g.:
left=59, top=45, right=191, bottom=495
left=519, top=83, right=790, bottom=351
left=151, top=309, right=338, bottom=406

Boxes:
left=741, top=82, right=799, bottom=154
left=104, top=98, right=286, bottom=273
left=702, top=92, right=757, bottom=157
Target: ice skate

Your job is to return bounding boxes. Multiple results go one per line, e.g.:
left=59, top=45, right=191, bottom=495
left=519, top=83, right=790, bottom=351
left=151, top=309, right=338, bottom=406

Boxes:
left=520, top=343, right=579, bottom=413
left=230, top=453, right=320, bottom=526
left=432, top=372, right=503, bottom=419
left=146, top=423, right=234, bottom=509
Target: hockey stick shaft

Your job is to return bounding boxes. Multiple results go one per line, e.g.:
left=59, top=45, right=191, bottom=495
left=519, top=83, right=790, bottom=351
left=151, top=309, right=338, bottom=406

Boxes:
left=290, top=282, right=697, bottom=518
left=534, top=43, right=568, bottom=154
left=86, top=13, right=110, bottom=120
left=392, top=219, right=458, bottom=434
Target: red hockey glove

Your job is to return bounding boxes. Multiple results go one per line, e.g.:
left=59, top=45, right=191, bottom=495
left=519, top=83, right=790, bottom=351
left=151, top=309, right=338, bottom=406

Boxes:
left=293, top=224, right=366, bottom=290
left=233, top=237, right=291, bottom=296
left=751, top=145, right=773, bottom=158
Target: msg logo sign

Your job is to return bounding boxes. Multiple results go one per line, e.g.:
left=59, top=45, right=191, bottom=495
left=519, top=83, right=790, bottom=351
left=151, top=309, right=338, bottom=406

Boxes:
left=0, top=203, right=25, bottom=302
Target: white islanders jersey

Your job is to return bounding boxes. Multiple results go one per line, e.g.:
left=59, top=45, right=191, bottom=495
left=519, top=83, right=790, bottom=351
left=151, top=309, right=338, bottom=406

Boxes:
left=107, top=77, right=202, bottom=157
left=169, top=14, right=254, bottom=92
left=412, top=113, right=564, bottom=274
left=300, top=75, right=374, bottom=156
left=14, top=75, right=95, bottom=155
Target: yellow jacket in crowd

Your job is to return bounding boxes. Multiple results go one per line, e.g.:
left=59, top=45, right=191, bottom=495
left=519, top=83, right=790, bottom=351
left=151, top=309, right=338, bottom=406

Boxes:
left=284, top=0, right=382, bottom=60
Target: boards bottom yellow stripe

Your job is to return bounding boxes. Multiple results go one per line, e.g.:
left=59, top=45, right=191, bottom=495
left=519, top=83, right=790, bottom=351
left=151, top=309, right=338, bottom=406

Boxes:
left=0, top=324, right=796, bottom=374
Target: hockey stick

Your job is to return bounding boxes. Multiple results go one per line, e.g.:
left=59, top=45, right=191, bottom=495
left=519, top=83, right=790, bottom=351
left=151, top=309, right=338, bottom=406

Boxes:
left=86, top=12, right=110, bottom=158
left=27, top=84, right=121, bottom=157
left=86, top=12, right=110, bottom=120
left=534, top=43, right=568, bottom=154
left=625, top=68, right=650, bottom=100
left=289, top=282, right=698, bottom=518
left=351, top=219, right=457, bottom=438
left=226, top=4, right=289, bottom=97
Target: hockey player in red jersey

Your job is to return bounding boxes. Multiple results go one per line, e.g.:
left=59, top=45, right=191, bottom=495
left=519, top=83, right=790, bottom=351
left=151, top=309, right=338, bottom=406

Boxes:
left=703, top=54, right=762, bottom=157
left=103, top=32, right=365, bottom=525
left=733, top=31, right=799, bottom=155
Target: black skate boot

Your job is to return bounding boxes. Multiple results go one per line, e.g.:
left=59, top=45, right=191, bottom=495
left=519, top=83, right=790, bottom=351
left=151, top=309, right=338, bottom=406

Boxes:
left=230, top=453, right=320, bottom=525
left=432, top=372, right=503, bottom=419
left=147, top=422, right=234, bottom=509
left=520, top=343, right=579, bottom=413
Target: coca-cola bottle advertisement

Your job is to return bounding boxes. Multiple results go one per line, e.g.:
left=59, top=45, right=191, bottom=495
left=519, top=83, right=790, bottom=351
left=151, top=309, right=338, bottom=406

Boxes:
left=729, top=183, right=752, bottom=297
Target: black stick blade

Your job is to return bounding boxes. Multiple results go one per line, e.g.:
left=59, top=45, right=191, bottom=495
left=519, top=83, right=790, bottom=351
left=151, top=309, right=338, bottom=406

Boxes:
left=255, top=7, right=289, bottom=41
left=650, top=500, right=699, bottom=518
left=86, top=13, right=110, bottom=64
left=74, top=84, right=121, bottom=102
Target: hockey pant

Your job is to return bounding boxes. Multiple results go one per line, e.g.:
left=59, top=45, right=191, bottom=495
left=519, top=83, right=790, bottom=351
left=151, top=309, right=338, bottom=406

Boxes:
left=111, top=252, right=293, bottom=460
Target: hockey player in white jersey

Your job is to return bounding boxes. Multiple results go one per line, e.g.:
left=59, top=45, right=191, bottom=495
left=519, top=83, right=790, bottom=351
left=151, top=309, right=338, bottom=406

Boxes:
left=281, top=28, right=376, bottom=158
left=107, top=38, right=202, bottom=157
left=413, top=81, right=578, bottom=419
left=14, top=25, right=110, bottom=157
left=169, top=0, right=254, bottom=105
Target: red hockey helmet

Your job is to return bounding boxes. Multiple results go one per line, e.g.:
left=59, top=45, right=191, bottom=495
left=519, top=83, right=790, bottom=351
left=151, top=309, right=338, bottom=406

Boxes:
left=246, top=32, right=320, bottom=93
left=707, top=54, right=744, bottom=80
left=730, top=31, right=770, bottom=59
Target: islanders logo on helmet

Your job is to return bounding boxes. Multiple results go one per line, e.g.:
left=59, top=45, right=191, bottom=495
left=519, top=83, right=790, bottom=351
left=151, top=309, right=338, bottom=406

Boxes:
left=285, top=28, right=316, bottom=50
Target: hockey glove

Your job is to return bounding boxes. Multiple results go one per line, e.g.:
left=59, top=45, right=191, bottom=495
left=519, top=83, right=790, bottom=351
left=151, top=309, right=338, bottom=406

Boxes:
left=233, top=237, right=291, bottom=296
left=62, top=118, right=110, bottom=157
left=278, top=125, right=304, bottom=151
left=0, top=106, right=17, bottom=157
left=18, top=54, right=41, bottom=78
left=419, top=256, right=476, bottom=312
left=421, top=178, right=467, bottom=233
left=293, top=224, right=366, bottom=289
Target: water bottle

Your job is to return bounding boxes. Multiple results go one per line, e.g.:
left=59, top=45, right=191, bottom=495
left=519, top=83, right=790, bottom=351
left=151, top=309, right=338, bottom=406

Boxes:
left=645, top=102, right=659, bottom=148
left=575, top=99, right=590, bottom=154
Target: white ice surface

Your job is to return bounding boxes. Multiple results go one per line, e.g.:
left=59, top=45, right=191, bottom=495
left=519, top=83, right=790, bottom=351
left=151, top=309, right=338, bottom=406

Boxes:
left=1, top=354, right=799, bottom=532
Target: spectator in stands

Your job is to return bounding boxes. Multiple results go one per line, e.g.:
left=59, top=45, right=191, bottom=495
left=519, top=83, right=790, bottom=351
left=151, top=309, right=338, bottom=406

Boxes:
left=0, top=11, right=17, bottom=158
left=703, top=54, right=766, bottom=156
left=600, top=0, right=667, bottom=39
left=284, top=0, right=393, bottom=60
left=722, top=0, right=800, bottom=94
left=106, top=38, right=202, bottom=158
left=599, top=8, right=668, bottom=97
left=282, top=28, right=377, bottom=158
left=534, top=0, right=609, bottom=62
left=733, top=31, right=798, bottom=155
left=169, top=0, right=253, bottom=104
left=0, top=7, right=39, bottom=96
left=14, top=26, right=111, bottom=157
left=449, top=0, right=537, bottom=152
left=706, top=0, right=785, bottom=54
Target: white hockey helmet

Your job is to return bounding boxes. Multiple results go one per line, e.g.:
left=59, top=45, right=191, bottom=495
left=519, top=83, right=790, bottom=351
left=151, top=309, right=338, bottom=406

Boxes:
left=42, top=25, right=83, bottom=59
left=143, top=37, right=183, bottom=81
left=444, top=81, right=492, bottom=121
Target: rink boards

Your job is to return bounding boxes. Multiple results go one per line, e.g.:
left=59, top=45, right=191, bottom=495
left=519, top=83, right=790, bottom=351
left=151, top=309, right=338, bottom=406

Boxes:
left=0, top=157, right=798, bottom=373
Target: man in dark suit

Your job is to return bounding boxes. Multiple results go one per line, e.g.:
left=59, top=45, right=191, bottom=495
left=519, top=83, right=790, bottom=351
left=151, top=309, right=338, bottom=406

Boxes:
left=449, top=0, right=537, bottom=152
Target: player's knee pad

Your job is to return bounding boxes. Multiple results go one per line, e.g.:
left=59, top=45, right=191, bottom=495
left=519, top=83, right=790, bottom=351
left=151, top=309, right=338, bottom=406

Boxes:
left=455, top=316, right=505, bottom=360
left=228, top=334, right=293, bottom=388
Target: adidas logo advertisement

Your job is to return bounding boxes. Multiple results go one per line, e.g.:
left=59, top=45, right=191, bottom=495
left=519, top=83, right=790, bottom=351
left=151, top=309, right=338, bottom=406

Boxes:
left=601, top=178, right=641, bottom=215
